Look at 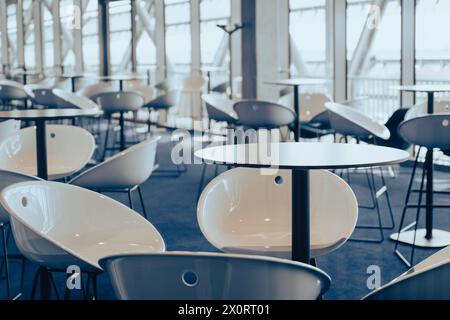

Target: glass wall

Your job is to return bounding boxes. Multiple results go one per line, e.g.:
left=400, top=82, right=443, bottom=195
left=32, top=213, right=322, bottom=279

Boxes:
left=23, top=0, right=36, bottom=70
left=415, top=0, right=450, bottom=101
left=289, top=0, right=333, bottom=97
left=6, top=1, right=18, bottom=70
left=135, top=0, right=157, bottom=78
left=346, top=0, right=401, bottom=122
left=109, top=0, right=132, bottom=72
left=165, top=0, right=191, bottom=76
left=82, top=0, right=99, bottom=73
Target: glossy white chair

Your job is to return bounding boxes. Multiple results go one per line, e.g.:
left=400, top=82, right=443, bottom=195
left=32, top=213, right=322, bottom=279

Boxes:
left=124, top=82, right=154, bottom=104
left=202, top=93, right=238, bottom=125
left=76, top=82, right=116, bottom=101
left=69, top=138, right=159, bottom=220
left=99, top=252, right=331, bottom=300
left=0, top=125, right=95, bottom=180
left=0, top=170, right=42, bottom=300
left=326, top=102, right=395, bottom=243
left=364, top=246, right=450, bottom=300
left=198, top=168, right=358, bottom=261
left=0, top=181, right=166, bottom=299
left=52, top=89, right=101, bottom=110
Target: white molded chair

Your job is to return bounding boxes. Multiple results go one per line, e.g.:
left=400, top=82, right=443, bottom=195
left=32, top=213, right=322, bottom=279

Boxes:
left=202, top=93, right=238, bottom=125
left=178, top=72, right=207, bottom=119
left=69, top=138, right=159, bottom=220
left=234, top=100, right=296, bottom=130
left=124, top=82, right=154, bottom=104
left=52, top=89, right=101, bottom=110
left=99, top=252, right=331, bottom=300
left=0, top=170, right=42, bottom=299
left=0, top=181, right=166, bottom=298
left=0, top=125, right=95, bottom=180
left=325, top=102, right=390, bottom=140
left=76, top=82, right=116, bottom=101
left=198, top=168, right=358, bottom=259
left=0, top=80, right=28, bottom=108
left=364, top=246, right=450, bottom=300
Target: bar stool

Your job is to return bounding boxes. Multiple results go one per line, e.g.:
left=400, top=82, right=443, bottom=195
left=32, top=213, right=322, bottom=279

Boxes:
left=69, top=138, right=159, bottom=220
left=234, top=100, right=296, bottom=143
left=198, top=168, right=358, bottom=264
left=96, top=91, right=145, bottom=160
left=0, top=170, right=42, bottom=300
left=394, top=114, right=450, bottom=267
left=0, top=80, right=28, bottom=110
left=364, top=246, right=450, bottom=300
left=99, top=252, right=331, bottom=300
left=326, top=102, right=394, bottom=243
left=0, top=181, right=166, bottom=300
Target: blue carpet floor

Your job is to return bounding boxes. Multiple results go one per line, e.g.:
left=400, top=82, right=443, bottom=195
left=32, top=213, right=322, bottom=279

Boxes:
left=0, top=134, right=449, bottom=300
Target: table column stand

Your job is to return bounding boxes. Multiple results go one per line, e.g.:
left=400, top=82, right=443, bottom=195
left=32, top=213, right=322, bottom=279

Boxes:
left=35, top=120, right=48, bottom=180
left=293, top=85, right=300, bottom=142
left=292, top=169, right=310, bottom=263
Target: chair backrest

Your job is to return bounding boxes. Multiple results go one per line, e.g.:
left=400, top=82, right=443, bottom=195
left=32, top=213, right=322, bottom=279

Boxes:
left=124, top=83, right=154, bottom=104
left=211, top=82, right=229, bottom=94
left=154, top=79, right=175, bottom=92
left=52, top=88, right=100, bottom=110
left=144, top=90, right=179, bottom=110
left=234, top=100, right=296, bottom=129
left=0, top=181, right=165, bottom=270
left=69, top=138, right=159, bottom=189
left=0, top=80, right=28, bottom=101
left=96, top=91, right=145, bottom=114
left=198, top=168, right=358, bottom=258
left=0, top=170, right=42, bottom=223
left=364, top=246, right=450, bottom=300
left=99, top=252, right=331, bottom=300
left=202, top=94, right=238, bottom=123
left=26, top=86, right=68, bottom=108
left=405, top=100, right=450, bottom=121
left=399, top=114, right=450, bottom=150
left=0, top=120, right=20, bottom=142
left=326, top=102, right=391, bottom=140
left=300, top=93, right=332, bottom=123
left=76, top=82, right=116, bottom=101
left=0, top=125, right=95, bottom=180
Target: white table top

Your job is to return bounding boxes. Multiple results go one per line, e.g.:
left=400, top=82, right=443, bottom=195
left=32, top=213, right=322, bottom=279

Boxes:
left=392, top=85, right=450, bottom=93
left=195, top=143, right=409, bottom=170
left=0, top=108, right=102, bottom=120
left=265, top=78, right=328, bottom=87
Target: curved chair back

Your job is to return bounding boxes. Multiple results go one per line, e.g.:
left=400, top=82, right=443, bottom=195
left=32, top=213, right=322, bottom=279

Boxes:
left=124, top=83, right=154, bottom=104
left=69, top=138, right=159, bottom=190
left=52, top=89, right=100, bottom=110
left=144, top=90, right=179, bottom=111
left=198, top=168, right=358, bottom=259
left=0, top=120, right=20, bottom=141
left=364, top=246, right=450, bottom=300
left=76, top=82, right=116, bottom=101
left=0, top=80, right=28, bottom=101
left=99, top=252, right=331, bottom=300
left=399, top=114, right=450, bottom=150
left=326, top=102, right=390, bottom=140
left=405, top=100, right=450, bottom=121
left=96, top=91, right=145, bottom=114
left=300, top=93, right=332, bottom=123
left=0, top=125, right=95, bottom=180
left=202, top=94, right=238, bottom=123
left=234, top=100, right=296, bottom=129
left=0, top=170, right=42, bottom=224
left=25, top=85, right=68, bottom=108
left=0, top=181, right=165, bottom=270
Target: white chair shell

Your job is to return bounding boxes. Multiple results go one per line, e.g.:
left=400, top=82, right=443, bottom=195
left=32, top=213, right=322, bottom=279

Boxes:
left=0, top=181, right=166, bottom=271
left=99, top=252, right=331, bottom=300
left=0, top=125, right=95, bottom=180
left=202, top=93, right=238, bottom=123
left=198, top=168, right=358, bottom=259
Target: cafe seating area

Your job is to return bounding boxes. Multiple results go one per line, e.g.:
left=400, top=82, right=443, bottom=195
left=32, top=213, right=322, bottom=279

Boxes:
left=0, top=0, right=449, bottom=302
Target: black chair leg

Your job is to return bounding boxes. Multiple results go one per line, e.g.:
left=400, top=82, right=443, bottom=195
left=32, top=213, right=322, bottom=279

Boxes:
left=137, top=186, right=148, bottom=220
left=0, top=224, right=11, bottom=300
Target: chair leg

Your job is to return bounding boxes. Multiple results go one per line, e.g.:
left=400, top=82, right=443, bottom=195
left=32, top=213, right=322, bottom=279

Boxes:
left=127, top=189, right=134, bottom=210
left=0, top=224, right=11, bottom=300
left=102, top=116, right=112, bottom=162
left=137, top=186, right=148, bottom=220
left=197, top=164, right=208, bottom=201
left=30, top=268, right=41, bottom=300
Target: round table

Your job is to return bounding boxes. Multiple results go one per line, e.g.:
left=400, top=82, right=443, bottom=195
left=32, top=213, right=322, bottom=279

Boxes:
left=391, top=85, right=450, bottom=248
left=195, top=142, right=409, bottom=264
left=265, top=78, right=328, bottom=141
left=0, top=108, right=101, bottom=180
